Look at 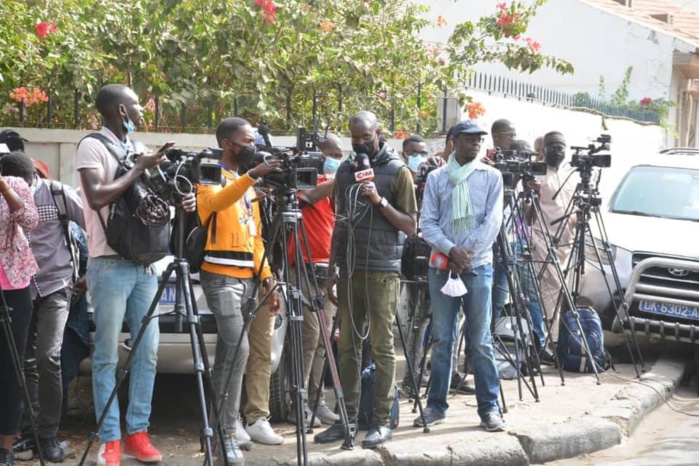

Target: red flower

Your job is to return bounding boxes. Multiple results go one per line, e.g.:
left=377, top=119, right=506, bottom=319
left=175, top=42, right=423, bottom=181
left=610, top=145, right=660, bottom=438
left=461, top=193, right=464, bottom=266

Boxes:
left=10, top=87, right=49, bottom=106
left=497, top=2, right=507, bottom=10
left=255, top=0, right=278, bottom=23
left=35, top=21, right=57, bottom=39
left=524, top=37, right=541, bottom=52
left=640, top=97, right=653, bottom=106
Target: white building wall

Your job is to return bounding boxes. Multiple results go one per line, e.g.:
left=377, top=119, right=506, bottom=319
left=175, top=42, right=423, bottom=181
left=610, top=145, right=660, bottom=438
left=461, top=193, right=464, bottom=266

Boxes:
left=419, top=0, right=695, bottom=101
left=14, top=95, right=664, bottom=199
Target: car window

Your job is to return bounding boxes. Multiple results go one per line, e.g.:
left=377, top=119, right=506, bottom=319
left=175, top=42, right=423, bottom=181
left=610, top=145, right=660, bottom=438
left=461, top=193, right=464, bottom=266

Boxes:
left=610, top=166, right=699, bottom=221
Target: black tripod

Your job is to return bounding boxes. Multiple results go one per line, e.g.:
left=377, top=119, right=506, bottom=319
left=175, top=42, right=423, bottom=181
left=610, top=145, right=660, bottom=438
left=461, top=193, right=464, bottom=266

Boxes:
left=0, top=288, right=46, bottom=466
left=491, top=188, right=542, bottom=403
left=79, top=203, right=227, bottom=466
left=554, top=164, right=644, bottom=380
left=263, top=187, right=354, bottom=464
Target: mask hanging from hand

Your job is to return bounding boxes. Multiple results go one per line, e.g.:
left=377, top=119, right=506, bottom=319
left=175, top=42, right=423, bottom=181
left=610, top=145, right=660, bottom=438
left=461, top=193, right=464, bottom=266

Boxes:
left=440, top=272, right=468, bottom=297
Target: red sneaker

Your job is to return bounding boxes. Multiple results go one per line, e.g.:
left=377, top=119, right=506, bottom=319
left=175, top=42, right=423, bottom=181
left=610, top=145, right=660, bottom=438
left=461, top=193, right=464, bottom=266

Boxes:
left=124, top=431, right=163, bottom=463
left=97, top=440, right=121, bottom=466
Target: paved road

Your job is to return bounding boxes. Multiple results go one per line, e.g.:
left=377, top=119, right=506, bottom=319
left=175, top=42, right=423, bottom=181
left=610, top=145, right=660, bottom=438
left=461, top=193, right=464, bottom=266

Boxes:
left=547, top=379, right=699, bottom=466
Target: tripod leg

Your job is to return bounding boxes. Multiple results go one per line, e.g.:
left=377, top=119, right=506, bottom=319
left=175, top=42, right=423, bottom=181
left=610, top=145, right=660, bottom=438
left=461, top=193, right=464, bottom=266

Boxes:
left=395, top=304, right=429, bottom=433
left=0, top=291, right=46, bottom=466
left=177, top=263, right=217, bottom=466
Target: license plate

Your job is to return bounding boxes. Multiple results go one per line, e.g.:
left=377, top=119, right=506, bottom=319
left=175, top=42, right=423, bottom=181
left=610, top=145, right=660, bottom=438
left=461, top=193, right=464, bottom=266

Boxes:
left=159, top=283, right=177, bottom=305
left=638, top=299, right=699, bottom=322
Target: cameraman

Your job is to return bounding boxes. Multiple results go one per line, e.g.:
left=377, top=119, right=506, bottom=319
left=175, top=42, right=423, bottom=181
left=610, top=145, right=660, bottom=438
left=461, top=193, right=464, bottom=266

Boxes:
left=316, top=111, right=417, bottom=449
left=76, top=84, right=196, bottom=466
left=196, top=117, right=282, bottom=464
left=525, top=131, right=576, bottom=356
left=487, top=119, right=516, bottom=319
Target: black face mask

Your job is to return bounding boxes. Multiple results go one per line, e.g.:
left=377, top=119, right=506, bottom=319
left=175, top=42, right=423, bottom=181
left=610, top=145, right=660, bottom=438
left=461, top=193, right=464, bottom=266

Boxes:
left=353, top=141, right=375, bottom=158
left=544, top=147, right=565, bottom=168
left=236, top=143, right=257, bottom=165
left=544, top=152, right=565, bottom=168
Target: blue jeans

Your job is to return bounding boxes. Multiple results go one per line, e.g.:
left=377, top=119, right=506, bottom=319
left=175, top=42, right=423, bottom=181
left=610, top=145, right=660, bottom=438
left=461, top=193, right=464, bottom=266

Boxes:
left=492, top=251, right=509, bottom=320
left=426, top=265, right=500, bottom=420
left=518, top=261, right=547, bottom=349
left=87, top=257, right=159, bottom=442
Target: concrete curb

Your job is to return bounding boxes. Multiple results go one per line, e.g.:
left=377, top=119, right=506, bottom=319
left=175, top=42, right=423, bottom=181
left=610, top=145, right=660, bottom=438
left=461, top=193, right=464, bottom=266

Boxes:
left=264, top=357, right=686, bottom=465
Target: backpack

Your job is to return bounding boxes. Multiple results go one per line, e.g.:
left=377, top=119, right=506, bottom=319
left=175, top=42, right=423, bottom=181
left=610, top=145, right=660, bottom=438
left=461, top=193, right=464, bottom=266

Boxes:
left=357, top=363, right=400, bottom=431
left=49, top=181, right=80, bottom=282
left=81, top=133, right=171, bottom=265
left=182, top=211, right=216, bottom=273
left=401, top=235, right=431, bottom=280
left=557, top=307, right=611, bottom=373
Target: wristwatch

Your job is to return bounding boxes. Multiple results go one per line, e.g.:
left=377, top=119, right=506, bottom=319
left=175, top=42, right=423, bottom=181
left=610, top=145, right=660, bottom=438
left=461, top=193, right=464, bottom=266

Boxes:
left=378, top=197, right=389, bottom=208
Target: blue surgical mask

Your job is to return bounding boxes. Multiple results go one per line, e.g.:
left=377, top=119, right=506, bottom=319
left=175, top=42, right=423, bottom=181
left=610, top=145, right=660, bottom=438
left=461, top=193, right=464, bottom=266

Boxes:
left=408, top=154, right=427, bottom=173
left=122, top=116, right=136, bottom=135
left=323, top=157, right=341, bottom=175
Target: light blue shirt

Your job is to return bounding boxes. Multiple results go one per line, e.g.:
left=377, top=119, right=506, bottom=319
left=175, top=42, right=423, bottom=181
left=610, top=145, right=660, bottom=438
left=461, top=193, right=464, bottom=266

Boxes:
left=420, top=160, right=504, bottom=268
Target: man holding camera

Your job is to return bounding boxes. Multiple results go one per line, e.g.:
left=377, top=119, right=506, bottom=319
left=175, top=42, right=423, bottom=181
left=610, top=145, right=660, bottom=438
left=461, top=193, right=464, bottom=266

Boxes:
left=77, top=84, right=196, bottom=466
left=525, top=131, right=576, bottom=352
left=416, top=119, right=505, bottom=432
left=316, top=111, right=417, bottom=449
left=197, top=117, right=282, bottom=464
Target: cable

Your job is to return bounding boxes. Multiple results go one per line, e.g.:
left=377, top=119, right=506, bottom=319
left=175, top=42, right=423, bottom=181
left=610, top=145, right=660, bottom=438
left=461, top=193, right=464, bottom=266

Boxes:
left=342, top=182, right=372, bottom=342
left=603, top=370, right=699, bottom=418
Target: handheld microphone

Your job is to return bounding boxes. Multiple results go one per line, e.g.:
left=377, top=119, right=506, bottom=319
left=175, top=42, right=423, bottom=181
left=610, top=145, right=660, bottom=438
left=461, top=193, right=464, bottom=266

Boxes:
left=353, top=153, right=374, bottom=183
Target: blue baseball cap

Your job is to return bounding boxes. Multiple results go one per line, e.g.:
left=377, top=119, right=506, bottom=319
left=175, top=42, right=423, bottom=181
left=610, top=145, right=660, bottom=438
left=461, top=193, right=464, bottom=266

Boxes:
left=450, top=119, right=488, bottom=136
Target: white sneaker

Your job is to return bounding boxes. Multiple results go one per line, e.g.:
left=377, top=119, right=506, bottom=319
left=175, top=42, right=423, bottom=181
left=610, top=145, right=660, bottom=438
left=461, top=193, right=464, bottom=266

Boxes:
left=236, top=419, right=253, bottom=451
left=314, top=401, right=340, bottom=425
left=245, top=419, right=283, bottom=445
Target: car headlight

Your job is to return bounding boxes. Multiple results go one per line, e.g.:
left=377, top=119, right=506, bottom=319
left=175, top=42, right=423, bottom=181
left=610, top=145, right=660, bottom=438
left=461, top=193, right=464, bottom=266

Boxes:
left=584, top=237, right=616, bottom=265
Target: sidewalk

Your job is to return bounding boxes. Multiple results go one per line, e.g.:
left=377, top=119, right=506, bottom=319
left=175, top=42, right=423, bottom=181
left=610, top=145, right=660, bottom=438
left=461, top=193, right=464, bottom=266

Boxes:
left=237, top=336, right=687, bottom=466
left=52, top=336, right=688, bottom=466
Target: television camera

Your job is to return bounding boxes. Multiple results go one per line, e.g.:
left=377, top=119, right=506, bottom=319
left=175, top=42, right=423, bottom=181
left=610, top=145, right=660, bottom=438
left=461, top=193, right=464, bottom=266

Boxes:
left=139, top=147, right=224, bottom=203
left=493, top=149, right=548, bottom=188
left=255, top=125, right=325, bottom=190
left=570, top=135, right=612, bottom=170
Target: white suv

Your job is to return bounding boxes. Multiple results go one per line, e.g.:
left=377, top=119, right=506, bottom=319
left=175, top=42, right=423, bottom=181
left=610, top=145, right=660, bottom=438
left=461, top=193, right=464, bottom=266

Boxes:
left=578, top=154, right=699, bottom=342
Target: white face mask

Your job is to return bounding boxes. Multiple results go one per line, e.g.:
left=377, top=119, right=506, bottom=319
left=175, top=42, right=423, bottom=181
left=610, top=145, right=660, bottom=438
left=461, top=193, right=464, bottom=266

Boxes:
left=408, top=154, right=428, bottom=173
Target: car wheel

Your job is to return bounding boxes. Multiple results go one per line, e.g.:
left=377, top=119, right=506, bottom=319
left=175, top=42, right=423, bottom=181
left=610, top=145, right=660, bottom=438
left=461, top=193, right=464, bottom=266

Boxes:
left=269, top=347, right=291, bottom=423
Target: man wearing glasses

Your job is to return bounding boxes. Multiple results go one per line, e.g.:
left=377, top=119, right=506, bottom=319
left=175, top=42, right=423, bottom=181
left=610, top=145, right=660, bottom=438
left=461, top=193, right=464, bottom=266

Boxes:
left=416, top=119, right=505, bottom=432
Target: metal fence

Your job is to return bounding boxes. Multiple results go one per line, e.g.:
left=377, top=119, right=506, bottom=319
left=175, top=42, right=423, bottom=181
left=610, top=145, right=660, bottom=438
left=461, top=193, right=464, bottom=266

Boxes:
left=463, top=72, right=662, bottom=124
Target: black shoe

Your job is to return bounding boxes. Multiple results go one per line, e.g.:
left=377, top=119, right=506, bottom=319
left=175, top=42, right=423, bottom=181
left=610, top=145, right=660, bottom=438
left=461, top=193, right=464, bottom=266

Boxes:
left=36, top=437, right=65, bottom=463
left=314, top=421, right=355, bottom=444
left=413, top=407, right=446, bottom=427
left=0, top=448, right=15, bottom=466
left=361, top=425, right=391, bottom=449
left=12, top=435, right=34, bottom=454
left=455, top=380, right=476, bottom=395
left=540, top=348, right=556, bottom=366
left=449, top=372, right=463, bottom=390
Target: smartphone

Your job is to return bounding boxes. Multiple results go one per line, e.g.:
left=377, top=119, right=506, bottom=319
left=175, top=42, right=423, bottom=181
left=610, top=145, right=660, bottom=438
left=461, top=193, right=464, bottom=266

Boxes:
left=157, top=141, right=176, bottom=153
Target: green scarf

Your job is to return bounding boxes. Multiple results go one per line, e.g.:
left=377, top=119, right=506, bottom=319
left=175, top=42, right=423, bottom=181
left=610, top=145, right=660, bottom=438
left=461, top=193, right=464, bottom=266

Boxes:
left=447, top=152, right=478, bottom=233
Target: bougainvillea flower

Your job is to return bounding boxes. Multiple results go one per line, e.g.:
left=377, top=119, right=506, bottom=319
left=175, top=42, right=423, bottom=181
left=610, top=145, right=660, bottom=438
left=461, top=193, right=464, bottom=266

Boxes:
left=35, top=21, right=57, bottom=39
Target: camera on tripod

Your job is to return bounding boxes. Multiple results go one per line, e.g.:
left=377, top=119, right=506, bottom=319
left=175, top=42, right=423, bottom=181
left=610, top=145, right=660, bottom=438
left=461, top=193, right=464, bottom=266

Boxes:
left=493, top=149, right=548, bottom=188
left=257, top=126, right=325, bottom=190
left=141, top=147, right=224, bottom=203
left=571, top=135, right=612, bottom=170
